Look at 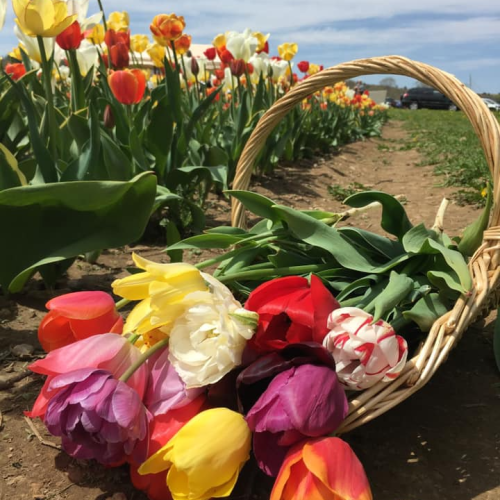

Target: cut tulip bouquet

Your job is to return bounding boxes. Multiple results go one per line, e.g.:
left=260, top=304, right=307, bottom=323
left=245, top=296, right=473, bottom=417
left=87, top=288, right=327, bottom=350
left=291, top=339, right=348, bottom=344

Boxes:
left=28, top=252, right=382, bottom=500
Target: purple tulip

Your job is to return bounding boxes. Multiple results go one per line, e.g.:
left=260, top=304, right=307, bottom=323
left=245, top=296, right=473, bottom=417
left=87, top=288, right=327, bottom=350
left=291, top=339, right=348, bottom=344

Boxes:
left=245, top=363, right=348, bottom=477
left=144, top=348, right=204, bottom=416
left=44, top=368, right=150, bottom=465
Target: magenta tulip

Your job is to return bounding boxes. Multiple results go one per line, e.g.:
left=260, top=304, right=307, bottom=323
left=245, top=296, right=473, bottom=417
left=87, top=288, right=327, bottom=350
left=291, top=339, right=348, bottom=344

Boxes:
left=245, top=363, right=348, bottom=477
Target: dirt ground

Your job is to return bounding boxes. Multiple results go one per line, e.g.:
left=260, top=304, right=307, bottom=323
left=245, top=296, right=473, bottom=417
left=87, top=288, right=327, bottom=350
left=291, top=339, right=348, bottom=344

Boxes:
left=1, top=120, right=499, bottom=500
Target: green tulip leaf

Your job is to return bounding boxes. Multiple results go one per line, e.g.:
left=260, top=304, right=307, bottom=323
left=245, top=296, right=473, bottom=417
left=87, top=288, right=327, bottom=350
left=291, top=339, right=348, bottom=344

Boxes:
left=0, top=143, right=27, bottom=190
left=369, top=271, right=414, bottom=322
left=227, top=190, right=281, bottom=222
left=0, top=172, right=156, bottom=292
left=403, top=293, right=448, bottom=332
left=344, top=190, right=413, bottom=239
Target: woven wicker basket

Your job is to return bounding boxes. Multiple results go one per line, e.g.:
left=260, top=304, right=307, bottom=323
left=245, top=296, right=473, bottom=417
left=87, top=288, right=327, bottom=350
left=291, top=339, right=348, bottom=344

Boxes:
left=230, top=55, right=500, bottom=433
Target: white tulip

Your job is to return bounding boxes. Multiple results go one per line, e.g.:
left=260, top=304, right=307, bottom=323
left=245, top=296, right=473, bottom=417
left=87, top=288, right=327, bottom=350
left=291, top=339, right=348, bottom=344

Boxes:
left=168, top=274, right=258, bottom=389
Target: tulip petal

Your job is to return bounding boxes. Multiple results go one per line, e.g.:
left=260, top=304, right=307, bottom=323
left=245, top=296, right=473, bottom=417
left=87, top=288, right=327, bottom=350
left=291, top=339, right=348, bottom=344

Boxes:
left=303, top=438, right=373, bottom=500
left=45, top=291, right=115, bottom=319
left=270, top=445, right=304, bottom=500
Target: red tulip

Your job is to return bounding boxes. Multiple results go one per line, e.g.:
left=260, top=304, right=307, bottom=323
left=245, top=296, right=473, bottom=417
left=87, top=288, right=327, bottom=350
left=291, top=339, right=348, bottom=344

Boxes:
left=38, top=291, right=123, bottom=352
left=56, top=20, right=84, bottom=50
left=271, top=438, right=373, bottom=500
left=297, top=61, right=309, bottom=73
left=245, top=275, right=339, bottom=353
left=105, top=29, right=130, bottom=69
left=204, top=47, right=216, bottom=60
left=108, top=69, right=147, bottom=105
left=5, top=63, right=26, bottom=81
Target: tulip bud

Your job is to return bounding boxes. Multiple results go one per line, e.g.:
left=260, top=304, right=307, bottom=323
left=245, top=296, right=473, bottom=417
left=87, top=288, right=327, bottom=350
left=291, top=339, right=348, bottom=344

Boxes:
left=190, top=56, right=199, bottom=76
left=204, top=47, right=216, bottom=60
left=103, top=104, right=115, bottom=129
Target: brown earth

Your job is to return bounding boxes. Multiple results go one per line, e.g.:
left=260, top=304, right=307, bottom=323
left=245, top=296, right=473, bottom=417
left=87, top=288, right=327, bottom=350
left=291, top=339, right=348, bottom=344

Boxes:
left=1, top=120, right=499, bottom=500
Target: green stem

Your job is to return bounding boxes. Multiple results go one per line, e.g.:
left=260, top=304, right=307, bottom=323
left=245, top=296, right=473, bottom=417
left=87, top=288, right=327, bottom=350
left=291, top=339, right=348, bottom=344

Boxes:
left=170, top=41, right=180, bottom=71
left=217, top=263, right=332, bottom=284
left=67, top=49, right=85, bottom=112
left=37, top=36, right=58, bottom=163
left=119, top=338, right=169, bottom=382
left=194, top=234, right=279, bottom=270
left=96, top=0, right=108, bottom=32
left=288, top=61, right=294, bottom=90
left=115, top=298, right=131, bottom=310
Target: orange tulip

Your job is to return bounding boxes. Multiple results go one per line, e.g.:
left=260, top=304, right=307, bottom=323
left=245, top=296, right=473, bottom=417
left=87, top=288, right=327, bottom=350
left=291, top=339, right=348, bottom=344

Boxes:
left=150, top=14, right=185, bottom=46
left=174, top=34, right=191, bottom=55
left=108, top=69, right=146, bottom=105
left=271, top=437, right=372, bottom=500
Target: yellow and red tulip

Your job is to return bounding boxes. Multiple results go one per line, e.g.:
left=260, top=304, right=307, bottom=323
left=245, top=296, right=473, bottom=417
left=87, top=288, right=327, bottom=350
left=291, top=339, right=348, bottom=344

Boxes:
left=150, top=13, right=185, bottom=46
left=271, top=437, right=373, bottom=500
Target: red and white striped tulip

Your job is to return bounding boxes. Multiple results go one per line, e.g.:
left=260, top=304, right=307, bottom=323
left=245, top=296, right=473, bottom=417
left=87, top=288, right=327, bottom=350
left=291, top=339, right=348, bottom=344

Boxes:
left=323, top=307, right=408, bottom=390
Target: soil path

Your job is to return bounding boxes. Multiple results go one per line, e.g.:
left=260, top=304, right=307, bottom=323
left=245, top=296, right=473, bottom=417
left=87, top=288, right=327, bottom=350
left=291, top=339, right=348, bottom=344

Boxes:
left=1, top=120, right=499, bottom=500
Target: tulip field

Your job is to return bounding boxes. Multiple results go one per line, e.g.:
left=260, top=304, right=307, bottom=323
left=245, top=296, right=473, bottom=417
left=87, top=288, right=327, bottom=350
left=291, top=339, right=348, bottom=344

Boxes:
left=1, top=1, right=500, bottom=500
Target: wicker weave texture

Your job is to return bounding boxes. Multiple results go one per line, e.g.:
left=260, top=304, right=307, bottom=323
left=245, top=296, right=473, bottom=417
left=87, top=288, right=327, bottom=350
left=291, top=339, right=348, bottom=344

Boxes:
left=230, top=56, right=500, bottom=432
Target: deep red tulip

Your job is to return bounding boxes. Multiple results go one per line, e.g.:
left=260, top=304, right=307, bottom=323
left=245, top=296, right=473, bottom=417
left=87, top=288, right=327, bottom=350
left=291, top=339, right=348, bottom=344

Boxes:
left=271, top=438, right=372, bottom=500
left=5, top=62, right=26, bottom=81
left=38, top=291, right=123, bottom=352
left=218, top=47, right=234, bottom=64
left=108, top=69, right=146, bottom=105
left=204, top=47, right=216, bottom=60
left=56, top=20, right=84, bottom=50
left=230, top=58, right=245, bottom=77
left=245, top=275, right=339, bottom=353
left=297, top=60, right=310, bottom=73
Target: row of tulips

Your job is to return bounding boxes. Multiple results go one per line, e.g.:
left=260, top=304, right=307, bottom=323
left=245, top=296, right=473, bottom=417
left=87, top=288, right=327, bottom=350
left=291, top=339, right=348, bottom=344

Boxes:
left=0, top=1, right=387, bottom=292
left=27, top=254, right=408, bottom=499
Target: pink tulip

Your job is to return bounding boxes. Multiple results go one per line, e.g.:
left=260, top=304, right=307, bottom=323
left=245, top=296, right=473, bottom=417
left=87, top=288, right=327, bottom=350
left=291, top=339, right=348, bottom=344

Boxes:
left=38, top=291, right=123, bottom=352
left=27, top=334, right=147, bottom=419
left=323, top=308, right=408, bottom=390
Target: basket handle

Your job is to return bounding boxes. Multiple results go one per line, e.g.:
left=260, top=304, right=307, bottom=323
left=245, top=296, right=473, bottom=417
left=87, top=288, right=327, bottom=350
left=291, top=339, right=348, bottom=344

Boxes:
left=231, top=55, right=500, bottom=228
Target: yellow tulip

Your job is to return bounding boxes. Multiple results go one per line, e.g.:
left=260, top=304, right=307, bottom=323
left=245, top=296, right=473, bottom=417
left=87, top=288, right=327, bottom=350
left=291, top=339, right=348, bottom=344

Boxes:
left=147, top=43, right=166, bottom=68
left=86, top=23, right=104, bottom=44
left=131, top=34, right=149, bottom=53
left=113, top=253, right=207, bottom=335
left=138, top=408, right=251, bottom=500
left=9, top=46, right=23, bottom=60
left=307, top=63, right=321, bottom=75
left=108, top=11, right=129, bottom=32
left=277, top=42, right=298, bottom=61
left=212, top=33, right=226, bottom=49
left=13, top=0, right=77, bottom=37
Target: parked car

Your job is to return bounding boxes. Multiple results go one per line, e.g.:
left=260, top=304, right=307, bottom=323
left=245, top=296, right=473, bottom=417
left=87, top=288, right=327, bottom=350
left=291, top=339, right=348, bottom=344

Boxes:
left=401, top=87, right=458, bottom=110
left=482, top=97, right=500, bottom=111
left=384, top=97, right=402, bottom=108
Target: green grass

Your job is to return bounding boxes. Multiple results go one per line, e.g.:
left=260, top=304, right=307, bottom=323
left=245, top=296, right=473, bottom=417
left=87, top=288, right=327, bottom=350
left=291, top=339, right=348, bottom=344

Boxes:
left=389, top=108, right=500, bottom=205
left=328, top=182, right=368, bottom=202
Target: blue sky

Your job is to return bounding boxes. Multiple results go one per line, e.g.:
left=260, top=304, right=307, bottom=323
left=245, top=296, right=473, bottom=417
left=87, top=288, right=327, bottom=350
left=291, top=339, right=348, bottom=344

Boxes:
left=2, top=0, right=500, bottom=92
